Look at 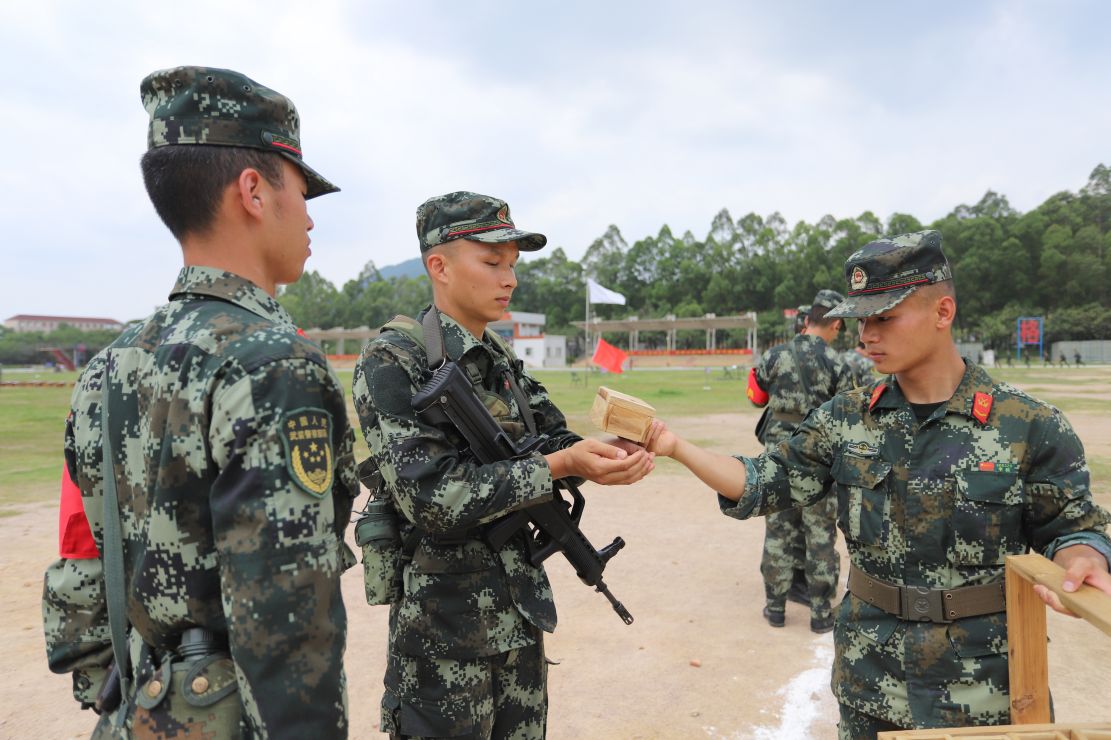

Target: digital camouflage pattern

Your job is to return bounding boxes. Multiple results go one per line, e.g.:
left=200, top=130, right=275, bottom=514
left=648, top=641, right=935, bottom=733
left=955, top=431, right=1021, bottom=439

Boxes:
left=415, top=191, right=547, bottom=253
left=725, top=361, right=1111, bottom=728
left=353, top=306, right=581, bottom=736
left=381, top=640, right=548, bottom=737
left=842, top=349, right=876, bottom=388
left=141, top=66, right=338, bottom=198
left=42, top=266, right=358, bottom=737
left=754, top=333, right=854, bottom=620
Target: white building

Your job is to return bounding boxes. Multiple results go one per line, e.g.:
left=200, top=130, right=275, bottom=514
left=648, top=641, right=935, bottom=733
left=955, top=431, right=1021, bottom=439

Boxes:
left=488, top=311, right=567, bottom=369
left=4, top=314, right=124, bottom=333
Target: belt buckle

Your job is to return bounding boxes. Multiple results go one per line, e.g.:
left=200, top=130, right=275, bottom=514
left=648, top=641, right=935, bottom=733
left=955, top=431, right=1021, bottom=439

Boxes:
left=900, top=586, right=947, bottom=623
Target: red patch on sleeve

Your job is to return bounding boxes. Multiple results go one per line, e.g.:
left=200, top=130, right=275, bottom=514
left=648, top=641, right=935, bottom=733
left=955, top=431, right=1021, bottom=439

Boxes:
left=746, top=368, right=769, bottom=406
left=59, top=464, right=99, bottom=559
left=868, top=383, right=887, bottom=411
left=972, top=392, right=993, bottom=425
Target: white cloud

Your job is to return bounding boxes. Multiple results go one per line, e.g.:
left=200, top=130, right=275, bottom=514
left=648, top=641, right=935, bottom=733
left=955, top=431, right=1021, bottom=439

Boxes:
left=2, top=0, right=1110, bottom=321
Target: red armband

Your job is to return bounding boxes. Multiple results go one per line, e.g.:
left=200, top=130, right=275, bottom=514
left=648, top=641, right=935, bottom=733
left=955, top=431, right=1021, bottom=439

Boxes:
left=58, top=464, right=99, bottom=559
left=746, top=368, right=769, bottom=406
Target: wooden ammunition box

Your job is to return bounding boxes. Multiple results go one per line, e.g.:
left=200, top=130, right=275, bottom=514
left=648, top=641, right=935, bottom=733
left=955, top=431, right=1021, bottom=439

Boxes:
left=590, top=386, right=656, bottom=443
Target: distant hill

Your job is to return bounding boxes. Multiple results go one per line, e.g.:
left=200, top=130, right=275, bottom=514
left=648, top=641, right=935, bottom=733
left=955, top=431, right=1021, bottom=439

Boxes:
left=377, top=257, right=424, bottom=280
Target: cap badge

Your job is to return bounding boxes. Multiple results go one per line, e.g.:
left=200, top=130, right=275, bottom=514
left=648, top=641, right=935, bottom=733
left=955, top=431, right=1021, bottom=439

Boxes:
left=850, top=266, right=868, bottom=292
left=496, top=205, right=512, bottom=225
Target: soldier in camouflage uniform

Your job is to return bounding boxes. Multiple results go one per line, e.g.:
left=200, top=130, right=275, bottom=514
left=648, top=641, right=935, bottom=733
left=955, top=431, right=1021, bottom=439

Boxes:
left=640, top=230, right=1111, bottom=738
left=747, top=289, right=855, bottom=632
left=842, top=341, right=876, bottom=388
left=353, top=191, right=654, bottom=739
left=41, top=67, right=358, bottom=737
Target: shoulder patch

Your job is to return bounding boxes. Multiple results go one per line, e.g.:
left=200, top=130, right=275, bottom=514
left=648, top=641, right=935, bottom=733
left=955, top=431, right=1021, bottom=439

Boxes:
left=972, top=392, right=993, bottom=425
left=869, top=383, right=887, bottom=411
left=280, top=407, right=334, bottom=497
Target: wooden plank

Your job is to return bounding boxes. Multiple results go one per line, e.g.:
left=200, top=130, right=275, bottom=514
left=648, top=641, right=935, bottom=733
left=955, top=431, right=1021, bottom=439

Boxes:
left=878, top=723, right=1111, bottom=739
left=590, top=386, right=655, bottom=444
left=1005, top=553, right=1111, bottom=637
left=1007, top=557, right=1052, bottom=724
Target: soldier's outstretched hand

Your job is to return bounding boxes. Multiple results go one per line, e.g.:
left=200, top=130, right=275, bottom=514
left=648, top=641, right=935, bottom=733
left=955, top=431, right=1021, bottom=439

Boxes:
left=641, top=419, right=678, bottom=457
left=547, top=438, right=654, bottom=485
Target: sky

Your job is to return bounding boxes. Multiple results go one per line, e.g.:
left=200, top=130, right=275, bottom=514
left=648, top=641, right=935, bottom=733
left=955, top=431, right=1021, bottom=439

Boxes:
left=2, top=1, right=1109, bottom=323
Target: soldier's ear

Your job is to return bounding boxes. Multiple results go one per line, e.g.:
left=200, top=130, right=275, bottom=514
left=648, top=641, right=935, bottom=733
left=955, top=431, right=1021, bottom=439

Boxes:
left=935, top=294, right=957, bottom=329
left=424, top=248, right=449, bottom=285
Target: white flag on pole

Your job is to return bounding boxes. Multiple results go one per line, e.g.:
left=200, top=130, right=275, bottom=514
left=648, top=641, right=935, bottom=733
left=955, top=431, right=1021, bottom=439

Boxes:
left=587, top=278, right=626, bottom=305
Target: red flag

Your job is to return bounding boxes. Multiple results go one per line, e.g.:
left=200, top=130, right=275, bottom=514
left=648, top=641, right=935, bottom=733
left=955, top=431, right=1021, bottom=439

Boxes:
left=592, top=338, right=628, bottom=374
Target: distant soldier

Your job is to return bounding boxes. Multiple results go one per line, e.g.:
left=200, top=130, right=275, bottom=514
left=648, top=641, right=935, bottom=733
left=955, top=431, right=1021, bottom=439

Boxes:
left=1060, top=351, right=1069, bottom=367
left=794, top=304, right=810, bottom=335
left=42, top=67, right=358, bottom=736
left=1075, top=349, right=1083, bottom=366
left=745, top=289, right=854, bottom=632
left=842, top=340, right=875, bottom=387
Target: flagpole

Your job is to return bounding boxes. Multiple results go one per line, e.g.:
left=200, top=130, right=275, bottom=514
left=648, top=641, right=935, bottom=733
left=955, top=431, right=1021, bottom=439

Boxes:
left=584, top=276, right=591, bottom=367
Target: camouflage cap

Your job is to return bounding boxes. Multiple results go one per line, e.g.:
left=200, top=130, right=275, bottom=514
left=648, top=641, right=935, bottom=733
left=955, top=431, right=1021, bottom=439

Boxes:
left=811, top=289, right=845, bottom=311
left=140, top=66, right=339, bottom=199
left=827, top=230, right=953, bottom=318
left=416, top=191, right=547, bottom=253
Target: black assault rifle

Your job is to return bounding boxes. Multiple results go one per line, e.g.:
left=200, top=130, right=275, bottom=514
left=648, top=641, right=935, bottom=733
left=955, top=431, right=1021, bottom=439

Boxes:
left=412, top=361, right=634, bottom=624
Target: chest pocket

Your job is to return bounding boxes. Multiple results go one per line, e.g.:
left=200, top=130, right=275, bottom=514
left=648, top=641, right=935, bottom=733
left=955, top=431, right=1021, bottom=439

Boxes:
left=832, top=453, right=892, bottom=545
left=950, top=470, right=1024, bottom=566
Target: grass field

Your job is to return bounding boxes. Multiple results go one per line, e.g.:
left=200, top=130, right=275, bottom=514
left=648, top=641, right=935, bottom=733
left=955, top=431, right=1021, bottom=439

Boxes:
left=3, top=364, right=1109, bottom=514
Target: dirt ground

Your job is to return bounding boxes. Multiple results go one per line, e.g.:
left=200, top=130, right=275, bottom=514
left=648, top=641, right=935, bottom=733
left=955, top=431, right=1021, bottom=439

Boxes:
left=5, top=390, right=1111, bottom=738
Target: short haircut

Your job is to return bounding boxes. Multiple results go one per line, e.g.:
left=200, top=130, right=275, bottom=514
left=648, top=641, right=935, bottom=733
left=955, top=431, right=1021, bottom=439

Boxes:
left=808, top=305, right=843, bottom=329
left=140, top=146, right=285, bottom=240
left=915, top=279, right=957, bottom=306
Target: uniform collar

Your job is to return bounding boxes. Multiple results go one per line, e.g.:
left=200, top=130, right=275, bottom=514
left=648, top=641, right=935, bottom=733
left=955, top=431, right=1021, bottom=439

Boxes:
left=169, top=266, right=296, bottom=329
left=418, top=305, right=503, bottom=363
left=871, top=360, right=993, bottom=419
left=793, top=333, right=827, bottom=349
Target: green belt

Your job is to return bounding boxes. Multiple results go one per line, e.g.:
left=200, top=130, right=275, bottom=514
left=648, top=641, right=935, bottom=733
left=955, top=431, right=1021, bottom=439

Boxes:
left=847, top=564, right=1006, bottom=623
left=771, top=411, right=805, bottom=424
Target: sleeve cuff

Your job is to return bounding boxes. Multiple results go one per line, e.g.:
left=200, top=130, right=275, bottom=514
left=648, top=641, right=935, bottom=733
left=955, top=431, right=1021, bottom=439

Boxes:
left=718, top=456, right=761, bottom=519
left=1044, top=532, right=1111, bottom=566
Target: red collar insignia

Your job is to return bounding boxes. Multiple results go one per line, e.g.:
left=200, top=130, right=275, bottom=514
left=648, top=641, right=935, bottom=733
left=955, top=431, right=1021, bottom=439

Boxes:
left=869, top=383, right=887, bottom=411
left=972, top=392, right=993, bottom=425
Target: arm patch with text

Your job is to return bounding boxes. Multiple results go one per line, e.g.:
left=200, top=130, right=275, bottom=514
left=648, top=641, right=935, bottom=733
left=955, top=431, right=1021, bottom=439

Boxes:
left=280, top=408, right=335, bottom=498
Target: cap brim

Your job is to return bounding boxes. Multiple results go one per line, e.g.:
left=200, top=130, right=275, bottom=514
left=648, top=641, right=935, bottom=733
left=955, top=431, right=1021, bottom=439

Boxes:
left=278, top=151, right=339, bottom=199
left=826, top=286, right=919, bottom=319
left=465, top=227, right=547, bottom=251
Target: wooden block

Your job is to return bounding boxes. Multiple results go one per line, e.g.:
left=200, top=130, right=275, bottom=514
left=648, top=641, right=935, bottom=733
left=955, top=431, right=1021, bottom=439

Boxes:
left=590, top=386, right=655, bottom=443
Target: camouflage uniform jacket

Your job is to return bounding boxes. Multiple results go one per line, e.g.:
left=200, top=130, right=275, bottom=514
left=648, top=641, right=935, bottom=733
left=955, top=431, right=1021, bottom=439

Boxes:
left=352, top=306, right=581, bottom=659
left=41, top=266, right=358, bottom=736
left=724, top=361, right=1111, bottom=727
left=754, top=334, right=855, bottom=447
left=842, top=349, right=876, bottom=388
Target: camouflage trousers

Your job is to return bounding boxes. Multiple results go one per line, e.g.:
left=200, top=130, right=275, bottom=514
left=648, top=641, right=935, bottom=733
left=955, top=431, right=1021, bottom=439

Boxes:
left=837, top=702, right=902, bottom=740
left=381, top=637, right=547, bottom=739
left=760, top=494, right=839, bottom=619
